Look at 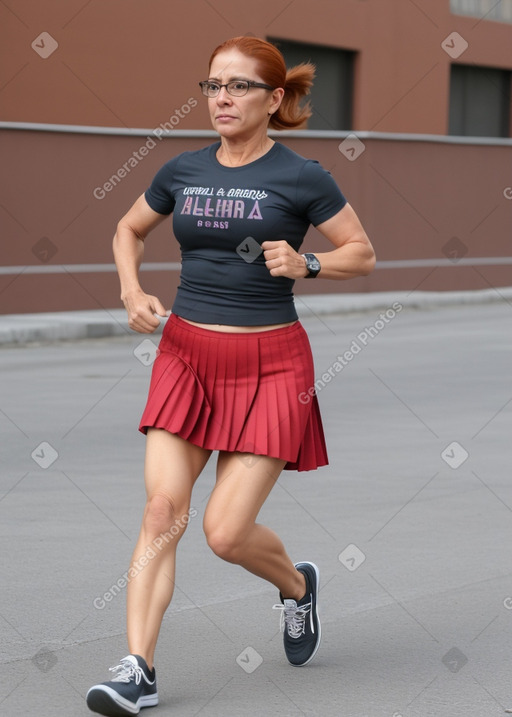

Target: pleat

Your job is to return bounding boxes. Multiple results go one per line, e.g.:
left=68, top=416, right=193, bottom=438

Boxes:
left=287, top=396, right=328, bottom=471
left=284, top=327, right=328, bottom=471
left=215, top=333, right=238, bottom=449
left=232, top=336, right=262, bottom=455
left=139, top=351, right=211, bottom=440
left=228, top=339, right=245, bottom=449
left=266, top=331, right=294, bottom=458
left=202, top=332, right=223, bottom=446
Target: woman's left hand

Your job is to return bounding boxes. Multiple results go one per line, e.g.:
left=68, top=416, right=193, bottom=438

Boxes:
left=261, top=240, right=308, bottom=279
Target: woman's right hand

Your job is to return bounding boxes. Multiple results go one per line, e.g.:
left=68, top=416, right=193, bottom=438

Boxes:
left=122, top=289, right=168, bottom=333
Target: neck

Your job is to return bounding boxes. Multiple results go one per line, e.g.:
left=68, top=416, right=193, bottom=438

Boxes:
left=216, top=134, right=274, bottom=167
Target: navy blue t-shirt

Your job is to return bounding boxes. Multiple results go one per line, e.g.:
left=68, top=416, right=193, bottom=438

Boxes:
left=144, top=141, right=347, bottom=325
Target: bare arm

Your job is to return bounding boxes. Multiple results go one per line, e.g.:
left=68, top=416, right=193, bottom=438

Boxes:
left=113, top=194, right=169, bottom=333
left=261, top=203, right=375, bottom=280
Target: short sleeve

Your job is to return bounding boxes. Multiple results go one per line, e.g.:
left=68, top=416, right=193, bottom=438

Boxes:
left=144, top=157, right=180, bottom=215
left=297, top=161, right=347, bottom=227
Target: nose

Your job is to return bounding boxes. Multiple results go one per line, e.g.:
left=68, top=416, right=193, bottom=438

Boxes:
left=216, top=85, right=232, bottom=102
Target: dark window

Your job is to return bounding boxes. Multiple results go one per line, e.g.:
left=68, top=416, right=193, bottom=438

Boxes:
left=449, top=64, right=511, bottom=137
left=268, top=38, right=354, bottom=130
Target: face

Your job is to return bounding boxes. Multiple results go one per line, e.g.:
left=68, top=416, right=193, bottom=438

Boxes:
left=206, top=49, right=284, bottom=140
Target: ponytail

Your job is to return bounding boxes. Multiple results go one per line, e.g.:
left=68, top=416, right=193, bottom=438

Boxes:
left=270, top=62, right=315, bottom=130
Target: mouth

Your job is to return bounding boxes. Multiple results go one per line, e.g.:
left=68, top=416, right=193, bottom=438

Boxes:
left=215, top=114, right=237, bottom=121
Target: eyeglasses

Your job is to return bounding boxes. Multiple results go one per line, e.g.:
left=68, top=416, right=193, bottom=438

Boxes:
left=199, top=79, right=276, bottom=97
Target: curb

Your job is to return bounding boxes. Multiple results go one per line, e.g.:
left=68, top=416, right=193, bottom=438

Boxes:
left=1, top=288, right=511, bottom=346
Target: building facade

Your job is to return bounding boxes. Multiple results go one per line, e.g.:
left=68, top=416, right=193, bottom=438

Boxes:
left=1, top=0, right=511, bottom=313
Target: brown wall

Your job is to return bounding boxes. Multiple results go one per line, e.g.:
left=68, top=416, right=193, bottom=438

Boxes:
left=1, top=128, right=510, bottom=314
left=2, top=0, right=512, bottom=134
left=2, top=1, right=511, bottom=314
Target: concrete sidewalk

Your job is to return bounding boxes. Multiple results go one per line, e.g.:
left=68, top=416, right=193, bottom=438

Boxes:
left=1, top=287, right=511, bottom=345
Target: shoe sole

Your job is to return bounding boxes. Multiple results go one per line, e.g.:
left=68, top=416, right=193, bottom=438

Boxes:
left=290, top=561, right=321, bottom=667
left=86, top=686, right=158, bottom=716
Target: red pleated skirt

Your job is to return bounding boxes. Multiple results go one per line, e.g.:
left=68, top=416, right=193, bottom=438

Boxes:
left=138, top=314, right=328, bottom=471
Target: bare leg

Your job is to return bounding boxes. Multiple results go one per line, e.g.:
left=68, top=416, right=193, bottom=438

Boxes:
left=126, top=429, right=211, bottom=669
left=203, top=452, right=306, bottom=601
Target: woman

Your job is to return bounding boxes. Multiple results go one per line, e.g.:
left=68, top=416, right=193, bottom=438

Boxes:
left=86, top=36, right=375, bottom=716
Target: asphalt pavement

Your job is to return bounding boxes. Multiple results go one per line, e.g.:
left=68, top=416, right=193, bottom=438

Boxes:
left=1, top=296, right=512, bottom=717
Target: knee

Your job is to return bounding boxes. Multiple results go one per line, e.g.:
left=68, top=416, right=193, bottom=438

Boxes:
left=204, top=524, right=245, bottom=564
left=143, top=493, right=188, bottom=543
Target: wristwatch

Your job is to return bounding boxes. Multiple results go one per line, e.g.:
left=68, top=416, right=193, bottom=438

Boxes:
left=302, top=253, right=321, bottom=278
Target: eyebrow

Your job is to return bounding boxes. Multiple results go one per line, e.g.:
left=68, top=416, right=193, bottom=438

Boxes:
left=207, top=76, right=251, bottom=82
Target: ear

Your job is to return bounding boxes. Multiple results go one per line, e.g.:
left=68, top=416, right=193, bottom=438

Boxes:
left=268, top=87, right=285, bottom=115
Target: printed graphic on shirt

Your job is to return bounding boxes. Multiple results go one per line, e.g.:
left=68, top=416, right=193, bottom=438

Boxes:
left=180, top=186, right=268, bottom=229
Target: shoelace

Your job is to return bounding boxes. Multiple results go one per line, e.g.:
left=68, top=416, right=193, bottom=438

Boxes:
left=273, top=600, right=313, bottom=638
left=109, top=659, right=143, bottom=685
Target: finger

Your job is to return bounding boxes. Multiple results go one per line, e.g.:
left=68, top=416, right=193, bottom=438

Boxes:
left=268, top=266, right=286, bottom=277
left=265, top=257, right=285, bottom=274
left=129, top=317, right=158, bottom=334
left=128, top=307, right=161, bottom=333
left=150, top=296, right=168, bottom=317
left=263, top=246, right=288, bottom=260
left=261, top=240, right=288, bottom=250
left=265, top=256, right=283, bottom=268
left=144, top=311, right=162, bottom=329
left=263, top=258, right=280, bottom=272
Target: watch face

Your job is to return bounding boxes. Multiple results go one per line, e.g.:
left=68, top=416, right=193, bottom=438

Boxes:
left=305, top=254, right=321, bottom=276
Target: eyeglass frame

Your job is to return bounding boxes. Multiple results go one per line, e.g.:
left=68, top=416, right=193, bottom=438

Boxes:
left=199, top=79, right=276, bottom=97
